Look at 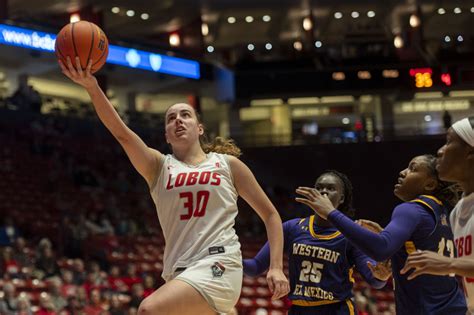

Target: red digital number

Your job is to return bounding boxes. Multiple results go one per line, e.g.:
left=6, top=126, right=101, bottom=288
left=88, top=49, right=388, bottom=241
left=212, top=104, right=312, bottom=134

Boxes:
left=179, top=190, right=210, bottom=220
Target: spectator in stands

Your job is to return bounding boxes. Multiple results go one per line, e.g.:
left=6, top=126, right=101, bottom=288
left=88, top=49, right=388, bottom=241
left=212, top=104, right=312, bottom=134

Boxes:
left=12, top=237, right=33, bottom=269
left=244, top=170, right=390, bottom=314
left=0, top=282, right=18, bottom=314
left=48, top=278, right=68, bottom=311
left=122, top=264, right=141, bottom=290
left=1, top=246, right=20, bottom=277
left=76, top=286, right=88, bottom=309
left=0, top=216, right=20, bottom=246
left=60, top=269, right=78, bottom=297
left=16, top=295, right=33, bottom=315
left=62, top=295, right=83, bottom=315
left=60, top=57, right=289, bottom=315
left=108, top=294, right=126, bottom=315
left=70, top=259, right=86, bottom=285
left=84, top=270, right=107, bottom=294
left=69, top=215, right=90, bottom=257
left=107, top=265, right=127, bottom=292
left=142, top=274, right=156, bottom=298
left=83, top=288, right=106, bottom=315
left=129, top=283, right=145, bottom=309
left=36, top=293, right=57, bottom=315
left=7, top=79, right=42, bottom=112
left=35, top=243, right=60, bottom=279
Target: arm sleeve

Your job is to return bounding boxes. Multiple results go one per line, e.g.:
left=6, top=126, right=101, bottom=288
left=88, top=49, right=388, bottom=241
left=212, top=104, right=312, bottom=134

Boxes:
left=328, top=203, right=424, bottom=261
left=348, top=243, right=386, bottom=289
left=243, top=219, right=295, bottom=277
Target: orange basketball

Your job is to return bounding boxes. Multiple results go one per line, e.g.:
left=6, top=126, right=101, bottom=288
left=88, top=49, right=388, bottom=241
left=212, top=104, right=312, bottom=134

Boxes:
left=55, top=21, right=109, bottom=73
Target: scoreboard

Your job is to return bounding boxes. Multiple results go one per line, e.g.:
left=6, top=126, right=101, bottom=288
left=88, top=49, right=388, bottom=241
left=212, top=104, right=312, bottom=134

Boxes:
left=236, top=65, right=474, bottom=98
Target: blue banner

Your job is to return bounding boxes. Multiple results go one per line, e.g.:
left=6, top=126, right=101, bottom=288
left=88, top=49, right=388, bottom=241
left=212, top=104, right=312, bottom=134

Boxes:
left=0, top=23, right=200, bottom=79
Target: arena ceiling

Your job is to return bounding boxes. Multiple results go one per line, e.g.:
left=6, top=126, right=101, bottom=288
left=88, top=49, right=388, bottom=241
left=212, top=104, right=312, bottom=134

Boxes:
left=5, top=0, right=474, bottom=69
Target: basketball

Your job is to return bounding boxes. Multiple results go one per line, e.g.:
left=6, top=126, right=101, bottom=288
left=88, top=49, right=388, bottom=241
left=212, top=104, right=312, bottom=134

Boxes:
left=55, top=21, right=109, bottom=73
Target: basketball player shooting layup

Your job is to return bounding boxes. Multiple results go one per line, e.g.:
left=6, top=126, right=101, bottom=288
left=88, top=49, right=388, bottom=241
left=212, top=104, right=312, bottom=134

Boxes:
left=402, top=116, right=474, bottom=314
left=58, top=57, right=290, bottom=315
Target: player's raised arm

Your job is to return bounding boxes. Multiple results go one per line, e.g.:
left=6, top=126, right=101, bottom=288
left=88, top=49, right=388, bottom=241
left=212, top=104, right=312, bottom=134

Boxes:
left=59, top=57, right=162, bottom=187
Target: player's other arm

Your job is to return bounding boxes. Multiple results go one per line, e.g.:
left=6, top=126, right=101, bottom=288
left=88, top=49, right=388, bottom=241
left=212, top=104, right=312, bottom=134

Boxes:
left=401, top=251, right=474, bottom=279
left=349, top=243, right=388, bottom=289
left=243, top=221, right=293, bottom=277
left=59, top=57, right=162, bottom=187
left=229, top=156, right=289, bottom=299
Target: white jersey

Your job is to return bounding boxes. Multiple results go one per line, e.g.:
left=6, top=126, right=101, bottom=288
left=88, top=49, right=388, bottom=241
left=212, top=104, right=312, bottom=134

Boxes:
left=450, top=192, right=474, bottom=314
left=150, top=152, right=241, bottom=281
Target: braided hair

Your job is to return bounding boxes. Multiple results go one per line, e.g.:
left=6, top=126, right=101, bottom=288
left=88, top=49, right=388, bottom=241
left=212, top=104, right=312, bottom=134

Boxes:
left=317, top=170, right=355, bottom=218
left=420, top=154, right=461, bottom=210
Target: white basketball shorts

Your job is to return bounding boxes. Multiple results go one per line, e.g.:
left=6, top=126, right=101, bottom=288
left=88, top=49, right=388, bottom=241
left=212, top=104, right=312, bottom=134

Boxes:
left=172, top=250, right=243, bottom=314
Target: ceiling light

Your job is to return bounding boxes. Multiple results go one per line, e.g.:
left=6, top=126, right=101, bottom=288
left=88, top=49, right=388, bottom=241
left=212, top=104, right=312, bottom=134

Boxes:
left=424, top=115, right=432, bottom=122
left=382, top=69, right=399, bottom=78
left=409, top=14, right=420, bottom=27
left=126, top=10, right=135, bottom=17
left=437, top=8, right=446, bottom=15
left=227, top=16, right=236, bottom=24
left=351, top=11, right=359, bottom=18
left=444, top=35, right=451, bottom=42
left=357, top=71, right=371, bottom=80
left=247, top=44, right=255, bottom=51
left=141, top=13, right=149, bottom=20
left=471, top=7, right=474, bottom=13
left=70, top=13, right=80, bottom=23
left=201, top=23, right=209, bottom=36
left=262, top=15, right=271, bottom=22
left=169, top=33, right=180, bottom=46
left=457, top=35, right=464, bottom=42
left=207, top=46, right=214, bottom=53
left=332, top=72, right=346, bottom=80
left=293, top=41, right=303, bottom=51
left=367, top=11, right=376, bottom=18
left=334, top=12, right=343, bottom=19
left=265, top=43, right=272, bottom=50
left=245, top=16, right=254, bottom=23
left=454, top=7, right=462, bottom=14
left=111, top=7, right=120, bottom=14
left=394, top=35, right=404, bottom=48
left=315, top=40, right=322, bottom=48
left=303, top=17, right=313, bottom=31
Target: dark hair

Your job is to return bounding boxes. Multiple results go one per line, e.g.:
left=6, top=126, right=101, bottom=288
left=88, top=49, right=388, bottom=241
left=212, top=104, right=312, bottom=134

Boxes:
left=420, top=154, right=460, bottom=209
left=165, top=104, right=241, bottom=157
left=317, top=170, right=355, bottom=218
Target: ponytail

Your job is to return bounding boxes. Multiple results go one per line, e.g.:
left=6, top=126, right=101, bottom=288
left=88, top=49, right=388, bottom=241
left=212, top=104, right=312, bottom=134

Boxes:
left=201, top=136, right=242, bottom=157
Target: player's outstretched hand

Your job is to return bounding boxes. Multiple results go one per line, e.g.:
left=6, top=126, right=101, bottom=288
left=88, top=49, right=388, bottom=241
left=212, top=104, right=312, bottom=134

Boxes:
left=59, top=56, right=97, bottom=90
left=295, top=187, right=335, bottom=220
left=368, top=260, right=392, bottom=281
left=400, top=250, right=452, bottom=280
left=266, top=268, right=290, bottom=300
left=356, top=219, right=383, bottom=233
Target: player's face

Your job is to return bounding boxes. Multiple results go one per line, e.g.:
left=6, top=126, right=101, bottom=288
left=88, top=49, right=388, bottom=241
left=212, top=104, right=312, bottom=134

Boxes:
left=394, top=156, right=437, bottom=202
left=315, top=174, right=345, bottom=208
left=165, top=103, right=203, bottom=147
left=437, top=128, right=471, bottom=182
